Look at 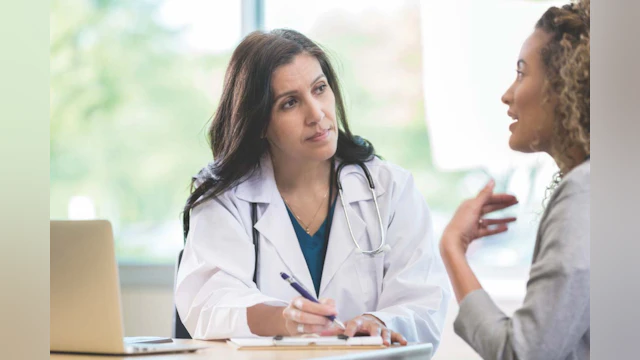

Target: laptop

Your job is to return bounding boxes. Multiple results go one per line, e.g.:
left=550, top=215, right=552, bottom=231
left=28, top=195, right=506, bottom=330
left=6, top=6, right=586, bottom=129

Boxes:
left=50, top=220, right=208, bottom=355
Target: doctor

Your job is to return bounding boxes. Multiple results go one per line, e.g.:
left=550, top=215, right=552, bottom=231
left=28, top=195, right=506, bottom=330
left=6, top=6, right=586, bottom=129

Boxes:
left=175, top=29, right=451, bottom=348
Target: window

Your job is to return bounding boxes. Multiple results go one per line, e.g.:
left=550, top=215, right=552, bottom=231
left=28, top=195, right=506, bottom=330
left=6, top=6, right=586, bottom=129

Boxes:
left=265, top=0, right=566, bottom=295
left=420, top=0, right=566, bottom=281
left=51, top=0, right=566, bottom=277
left=50, top=0, right=241, bottom=263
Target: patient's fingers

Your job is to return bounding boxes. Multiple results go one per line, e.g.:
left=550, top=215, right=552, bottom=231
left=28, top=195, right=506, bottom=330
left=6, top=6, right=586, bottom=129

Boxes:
left=478, top=224, right=510, bottom=238
left=481, top=202, right=518, bottom=215
left=478, top=217, right=517, bottom=227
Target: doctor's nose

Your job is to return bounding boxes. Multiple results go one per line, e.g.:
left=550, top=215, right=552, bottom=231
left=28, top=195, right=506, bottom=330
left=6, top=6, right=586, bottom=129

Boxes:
left=305, top=99, right=325, bottom=125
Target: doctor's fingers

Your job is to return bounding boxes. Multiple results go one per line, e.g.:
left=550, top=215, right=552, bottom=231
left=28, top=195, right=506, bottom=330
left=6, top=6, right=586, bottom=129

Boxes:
left=361, top=321, right=383, bottom=337
left=291, top=296, right=337, bottom=316
left=387, top=330, right=408, bottom=346
left=380, top=328, right=392, bottom=346
left=288, top=321, right=331, bottom=335
left=283, top=306, right=332, bottom=326
left=343, top=318, right=365, bottom=337
left=318, top=298, right=336, bottom=307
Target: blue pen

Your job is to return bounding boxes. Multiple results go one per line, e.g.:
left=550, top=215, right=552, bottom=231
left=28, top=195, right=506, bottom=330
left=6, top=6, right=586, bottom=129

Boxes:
left=280, top=272, right=346, bottom=330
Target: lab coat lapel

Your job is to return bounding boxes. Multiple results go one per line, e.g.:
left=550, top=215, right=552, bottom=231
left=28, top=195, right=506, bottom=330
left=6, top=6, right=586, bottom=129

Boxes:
left=253, top=197, right=316, bottom=293
left=241, top=156, right=316, bottom=294
left=319, top=184, right=367, bottom=296
left=319, top=162, right=388, bottom=296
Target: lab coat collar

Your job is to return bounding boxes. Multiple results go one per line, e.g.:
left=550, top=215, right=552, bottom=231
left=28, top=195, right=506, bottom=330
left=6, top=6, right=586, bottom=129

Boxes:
left=234, top=155, right=276, bottom=204
left=235, top=154, right=385, bottom=295
left=235, top=155, right=387, bottom=204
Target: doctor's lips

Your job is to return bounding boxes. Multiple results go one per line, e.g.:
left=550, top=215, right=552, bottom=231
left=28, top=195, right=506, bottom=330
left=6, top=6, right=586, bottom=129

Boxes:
left=306, top=128, right=331, bottom=141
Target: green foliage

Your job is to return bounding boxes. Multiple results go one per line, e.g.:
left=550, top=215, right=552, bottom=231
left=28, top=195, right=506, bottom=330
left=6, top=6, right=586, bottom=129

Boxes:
left=51, top=0, right=229, bottom=261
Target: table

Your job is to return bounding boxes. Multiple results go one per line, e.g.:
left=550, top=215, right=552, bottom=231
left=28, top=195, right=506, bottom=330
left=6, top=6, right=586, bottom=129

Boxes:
left=50, top=339, right=433, bottom=360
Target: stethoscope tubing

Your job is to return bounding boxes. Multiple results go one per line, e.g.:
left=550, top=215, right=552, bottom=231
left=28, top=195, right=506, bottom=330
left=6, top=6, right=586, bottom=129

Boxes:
left=336, top=162, right=388, bottom=255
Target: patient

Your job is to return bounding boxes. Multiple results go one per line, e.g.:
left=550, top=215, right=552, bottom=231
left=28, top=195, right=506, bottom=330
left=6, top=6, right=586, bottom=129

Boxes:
left=438, top=0, right=590, bottom=359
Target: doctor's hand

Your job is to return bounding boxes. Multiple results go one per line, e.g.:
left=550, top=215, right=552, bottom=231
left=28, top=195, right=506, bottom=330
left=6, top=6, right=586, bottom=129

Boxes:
left=441, top=179, right=518, bottom=255
left=282, top=297, right=338, bottom=335
left=321, top=314, right=408, bottom=346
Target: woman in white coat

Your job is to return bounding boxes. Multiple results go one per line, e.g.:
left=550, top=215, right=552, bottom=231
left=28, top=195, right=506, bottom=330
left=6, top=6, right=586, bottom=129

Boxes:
left=175, top=29, right=451, bottom=348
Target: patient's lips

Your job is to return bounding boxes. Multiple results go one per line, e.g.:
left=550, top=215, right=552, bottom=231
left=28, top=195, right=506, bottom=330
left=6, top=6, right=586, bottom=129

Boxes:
left=507, top=111, right=518, bottom=132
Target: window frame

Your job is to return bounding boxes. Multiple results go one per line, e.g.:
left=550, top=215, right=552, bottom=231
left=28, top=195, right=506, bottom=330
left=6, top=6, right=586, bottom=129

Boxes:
left=118, top=0, right=265, bottom=288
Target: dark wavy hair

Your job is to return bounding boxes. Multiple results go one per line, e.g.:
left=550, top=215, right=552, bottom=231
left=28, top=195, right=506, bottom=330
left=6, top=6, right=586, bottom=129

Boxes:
left=182, top=29, right=375, bottom=237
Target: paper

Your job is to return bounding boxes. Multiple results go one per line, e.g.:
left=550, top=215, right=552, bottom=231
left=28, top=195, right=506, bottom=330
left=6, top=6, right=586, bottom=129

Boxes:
left=228, top=335, right=383, bottom=347
left=228, top=337, right=274, bottom=347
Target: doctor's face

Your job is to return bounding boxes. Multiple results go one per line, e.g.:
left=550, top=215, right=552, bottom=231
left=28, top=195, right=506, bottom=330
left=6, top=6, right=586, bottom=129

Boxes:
left=266, top=53, right=338, bottom=164
left=501, top=29, right=556, bottom=154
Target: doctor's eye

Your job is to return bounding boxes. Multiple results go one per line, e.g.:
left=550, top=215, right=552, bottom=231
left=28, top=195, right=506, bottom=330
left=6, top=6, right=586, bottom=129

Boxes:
left=282, top=98, right=298, bottom=110
left=314, top=83, right=328, bottom=95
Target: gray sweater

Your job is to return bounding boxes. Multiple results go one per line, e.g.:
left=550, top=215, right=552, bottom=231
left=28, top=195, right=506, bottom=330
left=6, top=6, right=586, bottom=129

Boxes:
left=454, top=160, right=590, bottom=360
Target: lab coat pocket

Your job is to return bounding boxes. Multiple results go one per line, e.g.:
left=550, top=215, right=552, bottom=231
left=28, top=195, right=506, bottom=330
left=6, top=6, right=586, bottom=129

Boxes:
left=354, top=254, right=384, bottom=305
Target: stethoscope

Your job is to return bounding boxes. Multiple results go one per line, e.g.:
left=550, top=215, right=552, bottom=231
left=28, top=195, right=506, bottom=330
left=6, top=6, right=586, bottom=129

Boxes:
left=335, top=162, right=391, bottom=256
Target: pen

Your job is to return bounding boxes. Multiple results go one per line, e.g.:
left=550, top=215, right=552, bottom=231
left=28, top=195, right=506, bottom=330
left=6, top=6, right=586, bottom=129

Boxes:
left=280, top=272, right=346, bottom=330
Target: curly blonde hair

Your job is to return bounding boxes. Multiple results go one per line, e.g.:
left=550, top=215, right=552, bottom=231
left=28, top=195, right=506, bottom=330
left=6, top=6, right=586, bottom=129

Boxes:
left=537, top=0, right=590, bottom=174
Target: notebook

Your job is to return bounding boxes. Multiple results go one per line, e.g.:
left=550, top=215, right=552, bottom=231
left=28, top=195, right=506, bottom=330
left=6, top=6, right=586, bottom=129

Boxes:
left=227, top=335, right=385, bottom=350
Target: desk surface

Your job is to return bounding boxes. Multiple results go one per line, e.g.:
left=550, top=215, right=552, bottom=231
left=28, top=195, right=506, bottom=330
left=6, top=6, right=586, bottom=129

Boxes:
left=50, top=339, right=433, bottom=360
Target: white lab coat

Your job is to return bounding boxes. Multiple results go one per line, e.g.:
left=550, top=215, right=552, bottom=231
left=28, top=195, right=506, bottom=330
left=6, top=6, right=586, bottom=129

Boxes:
left=175, top=155, right=451, bottom=349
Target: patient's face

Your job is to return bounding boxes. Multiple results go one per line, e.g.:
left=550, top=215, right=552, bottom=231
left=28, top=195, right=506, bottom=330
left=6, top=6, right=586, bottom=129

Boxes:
left=501, top=29, right=556, bottom=153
